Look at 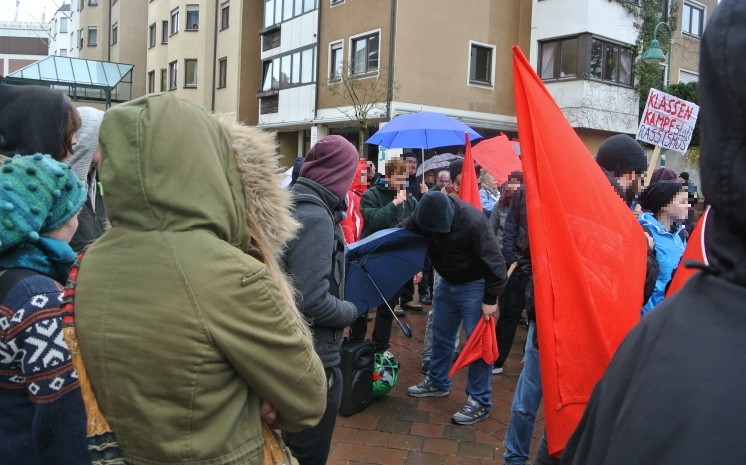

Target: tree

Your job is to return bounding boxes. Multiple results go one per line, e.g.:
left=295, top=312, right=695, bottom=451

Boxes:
left=325, top=62, right=398, bottom=156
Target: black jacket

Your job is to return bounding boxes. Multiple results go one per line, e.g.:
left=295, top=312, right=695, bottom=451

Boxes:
left=562, top=2, right=746, bottom=463
left=601, top=167, right=660, bottom=303
left=502, top=186, right=530, bottom=271
left=283, top=179, right=358, bottom=368
left=69, top=173, right=110, bottom=253
left=406, top=195, right=508, bottom=304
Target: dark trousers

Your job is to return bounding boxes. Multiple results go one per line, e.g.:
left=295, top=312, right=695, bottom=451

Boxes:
left=349, top=289, right=400, bottom=353
left=534, top=431, right=561, bottom=465
left=282, top=365, right=343, bottom=465
left=495, top=272, right=526, bottom=366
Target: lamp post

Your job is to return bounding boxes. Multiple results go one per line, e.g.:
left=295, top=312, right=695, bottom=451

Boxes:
left=642, top=21, right=673, bottom=167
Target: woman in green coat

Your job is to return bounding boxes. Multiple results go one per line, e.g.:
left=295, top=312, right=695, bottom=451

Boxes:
left=75, top=94, right=326, bottom=465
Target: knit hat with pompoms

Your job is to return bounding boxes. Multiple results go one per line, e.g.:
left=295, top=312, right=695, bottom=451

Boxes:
left=0, top=154, right=86, bottom=252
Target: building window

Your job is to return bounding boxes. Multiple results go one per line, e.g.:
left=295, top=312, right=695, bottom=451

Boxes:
left=70, top=32, right=74, bottom=50
left=261, top=46, right=316, bottom=91
left=149, top=23, right=156, bottom=48
left=186, top=5, right=199, bottom=30
left=89, top=0, right=98, bottom=5
left=60, top=49, right=68, bottom=57
left=171, top=8, right=179, bottom=35
left=148, top=71, right=155, bottom=93
left=469, top=43, right=494, bottom=85
left=262, top=30, right=280, bottom=51
left=264, top=0, right=316, bottom=28
left=539, top=37, right=580, bottom=80
left=160, top=69, right=167, bottom=92
left=88, top=26, right=97, bottom=46
left=682, top=2, right=704, bottom=37
left=169, top=61, right=178, bottom=90
left=331, top=0, right=344, bottom=5
left=218, top=58, right=227, bottom=88
left=184, top=59, right=197, bottom=87
left=79, top=29, right=84, bottom=49
left=540, top=35, right=633, bottom=87
left=679, top=69, right=699, bottom=83
left=329, top=41, right=343, bottom=80
left=589, top=37, right=632, bottom=85
left=162, top=21, right=169, bottom=43
left=60, top=17, right=68, bottom=33
left=351, top=33, right=378, bottom=75
left=221, top=1, right=229, bottom=30
left=261, top=96, right=279, bottom=114
left=111, top=23, right=118, bottom=45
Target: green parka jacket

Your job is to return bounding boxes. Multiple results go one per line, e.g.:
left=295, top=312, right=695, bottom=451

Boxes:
left=75, top=94, right=326, bottom=465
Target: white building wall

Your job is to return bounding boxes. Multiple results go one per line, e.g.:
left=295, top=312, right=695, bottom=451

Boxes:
left=47, top=5, right=79, bottom=58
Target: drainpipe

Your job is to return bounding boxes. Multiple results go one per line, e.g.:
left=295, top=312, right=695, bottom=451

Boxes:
left=313, top=5, right=321, bottom=120
left=385, top=0, right=396, bottom=120
left=211, top=0, right=218, bottom=112
left=107, top=0, right=111, bottom=61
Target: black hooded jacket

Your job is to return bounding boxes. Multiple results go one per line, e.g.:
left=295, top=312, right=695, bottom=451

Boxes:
left=0, top=85, right=71, bottom=160
left=561, top=2, right=746, bottom=463
left=405, top=193, right=508, bottom=304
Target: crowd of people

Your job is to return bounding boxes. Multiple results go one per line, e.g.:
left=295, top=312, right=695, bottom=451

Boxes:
left=0, top=1, right=744, bottom=463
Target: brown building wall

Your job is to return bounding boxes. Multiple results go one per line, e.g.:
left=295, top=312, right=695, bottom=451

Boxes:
left=668, top=0, right=717, bottom=84
left=9, top=59, right=38, bottom=74
left=316, top=0, right=391, bottom=112
left=0, top=36, right=49, bottom=55
left=237, top=0, right=263, bottom=125
left=395, top=0, right=531, bottom=117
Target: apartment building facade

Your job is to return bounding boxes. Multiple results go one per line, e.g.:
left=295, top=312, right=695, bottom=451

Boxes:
left=0, top=21, right=50, bottom=77
left=76, top=0, right=148, bottom=98
left=666, top=0, right=717, bottom=86
left=144, top=0, right=262, bottom=123
left=48, top=4, right=79, bottom=58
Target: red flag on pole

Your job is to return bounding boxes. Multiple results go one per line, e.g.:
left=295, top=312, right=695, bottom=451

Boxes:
left=459, top=133, right=482, bottom=210
left=512, top=45, right=647, bottom=456
left=471, top=133, right=523, bottom=185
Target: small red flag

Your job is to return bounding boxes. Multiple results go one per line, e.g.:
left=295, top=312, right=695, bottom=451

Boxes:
left=513, top=45, right=647, bottom=456
left=449, top=318, right=498, bottom=378
left=459, top=133, right=482, bottom=210
left=471, top=133, right=523, bottom=185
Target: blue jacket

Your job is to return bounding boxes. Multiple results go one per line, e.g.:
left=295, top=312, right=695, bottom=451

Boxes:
left=638, top=212, right=686, bottom=316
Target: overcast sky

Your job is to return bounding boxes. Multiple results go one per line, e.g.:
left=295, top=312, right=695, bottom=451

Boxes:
left=0, top=0, right=67, bottom=24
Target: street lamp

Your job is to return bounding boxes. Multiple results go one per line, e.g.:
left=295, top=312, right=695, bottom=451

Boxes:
left=642, top=21, right=673, bottom=166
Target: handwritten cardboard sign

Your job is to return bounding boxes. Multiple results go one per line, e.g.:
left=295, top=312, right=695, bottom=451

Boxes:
left=636, top=88, right=699, bottom=153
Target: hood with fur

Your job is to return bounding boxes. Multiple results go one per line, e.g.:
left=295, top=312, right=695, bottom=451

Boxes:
left=699, top=0, right=746, bottom=286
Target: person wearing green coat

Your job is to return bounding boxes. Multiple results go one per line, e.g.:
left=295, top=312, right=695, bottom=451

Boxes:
left=74, top=94, right=327, bottom=465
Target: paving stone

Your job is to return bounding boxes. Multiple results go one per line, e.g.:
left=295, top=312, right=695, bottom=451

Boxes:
left=406, top=451, right=446, bottom=465
left=423, top=437, right=459, bottom=455
left=443, top=425, right=478, bottom=442
left=458, top=441, right=495, bottom=459
left=343, top=414, right=379, bottom=430
left=396, top=408, right=431, bottom=423
left=387, top=433, right=425, bottom=451
left=367, top=446, right=409, bottom=465
left=353, top=429, right=390, bottom=446
left=331, top=442, right=372, bottom=461
left=332, top=426, right=358, bottom=442
left=377, top=418, right=412, bottom=434
left=410, top=422, right=444, bottom=438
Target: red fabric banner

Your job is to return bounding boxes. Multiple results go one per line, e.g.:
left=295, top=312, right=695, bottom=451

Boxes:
left=512, top=45, right=647, bottom=456
left=471, top=133, right=523, bottom=185
left=459, top=133, right=483, bottom=210
left=449, top=317, right=499, bottom=378
left=666, top=206, right=709, bottom=298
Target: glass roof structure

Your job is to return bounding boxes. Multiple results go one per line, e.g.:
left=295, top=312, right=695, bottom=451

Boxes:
left=1, top=56, right=134, bottom=108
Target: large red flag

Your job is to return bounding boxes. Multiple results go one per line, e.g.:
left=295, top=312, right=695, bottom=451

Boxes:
left=459, top=133, right=482, bottom=210
left=449, top=317, right=499, bottom=378
left=471, top=133, right=523, bottom=185
left=512, top=45, right=647, bottom=456
left=666, top=206, right=710, bottom=298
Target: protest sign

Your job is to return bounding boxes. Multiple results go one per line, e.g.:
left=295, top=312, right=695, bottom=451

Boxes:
left=636, top=88, right=699, bottom=153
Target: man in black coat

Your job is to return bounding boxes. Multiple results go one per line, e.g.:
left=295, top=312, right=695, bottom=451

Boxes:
left=405, top=191, right=507, bottom=426
left=561, top=1, right=746, bottom=463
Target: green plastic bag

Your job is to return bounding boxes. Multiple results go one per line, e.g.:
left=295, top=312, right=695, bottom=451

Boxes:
left=372, top=351, right=399, bottom=398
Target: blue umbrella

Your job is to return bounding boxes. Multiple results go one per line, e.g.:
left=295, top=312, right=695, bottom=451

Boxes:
left=345, top=228, right=429, bottom=338
left=365, top=112, right=482, bottom=149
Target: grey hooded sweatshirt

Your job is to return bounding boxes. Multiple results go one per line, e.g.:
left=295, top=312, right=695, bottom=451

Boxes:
left=66, top=107, right=110, bottom=252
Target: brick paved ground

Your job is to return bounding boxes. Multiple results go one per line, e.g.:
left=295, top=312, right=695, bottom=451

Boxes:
left=331, top=304, right=545, bottom=465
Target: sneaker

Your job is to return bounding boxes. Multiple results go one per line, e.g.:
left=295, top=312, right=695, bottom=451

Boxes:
left=420, top=360, right=430, bottom=374
left=407, top=377, right=449, bottom=397
left=492, top=362, right=504, bottom=375
left=420, top=295, right=433, bottom=305
left=452, top=396, right=489, bottom=425
left=402, top=300, right=424, bottom=311
left=394, top=305, right=406, bottom=317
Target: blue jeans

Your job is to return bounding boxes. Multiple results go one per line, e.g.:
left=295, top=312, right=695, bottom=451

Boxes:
left=503, top=321, right=542, bottom=465
left=428, top=278, right=492, bottom=410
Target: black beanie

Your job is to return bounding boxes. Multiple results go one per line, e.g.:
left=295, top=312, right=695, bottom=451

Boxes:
left=596, top=134, right=647, bottom=174
left=413, top=191, right=455, bottom=233
left=449, top=159, right=463, bottom=181
left=679, top=171, right=689, bottom=181
left=639, top=180, right=685, bottom=215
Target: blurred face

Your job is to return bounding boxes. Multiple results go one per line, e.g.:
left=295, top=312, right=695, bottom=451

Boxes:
left=437, top=171, right=450, bottom=189
left=405, top=157, right=417, bottom=175
left=507, top=177, right=521, bottom=192
left=425, top=171, right=436, bottom=185
left=387, top=172, right=407, bottom=191
left=661, top=189, right=690, bottom=222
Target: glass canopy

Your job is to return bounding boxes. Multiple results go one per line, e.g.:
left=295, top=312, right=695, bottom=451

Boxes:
left=2, top=56, right=135, bottom=107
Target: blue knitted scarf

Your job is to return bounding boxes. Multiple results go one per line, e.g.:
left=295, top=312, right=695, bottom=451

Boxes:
left=0, top=237, right=76, bottom=283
